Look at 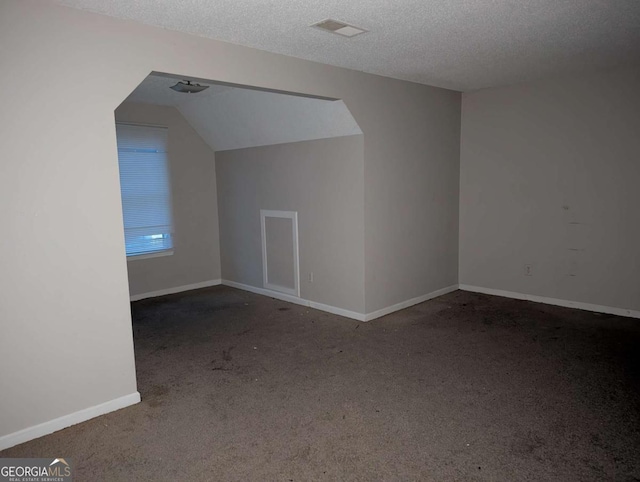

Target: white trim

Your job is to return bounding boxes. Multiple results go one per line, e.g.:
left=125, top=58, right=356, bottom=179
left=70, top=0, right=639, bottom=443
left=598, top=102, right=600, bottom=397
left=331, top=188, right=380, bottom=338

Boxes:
left=127, top=249, right=174, bottom=261
left=308, top=300, right=368, bottom=321
left=130, top=279, right=221, bottom=302
left=260, top=210, right=300, bottom=298
left=0, top=392, right=140, bottom=451
left=459, top=284, right=640, bottom=319
left=223, top=279, right=305, bottom=307
left=364, top=284, right=459, bottom=321
left=222, top=279, right=366, bottom=321
left=221, top=280, right=461, bottom=322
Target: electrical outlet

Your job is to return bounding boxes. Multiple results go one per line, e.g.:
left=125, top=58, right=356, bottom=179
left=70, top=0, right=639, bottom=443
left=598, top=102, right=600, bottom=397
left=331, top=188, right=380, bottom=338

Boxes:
left=309, top=272, right=314, bottom=283
left=524, top=264, right=533, bottom=276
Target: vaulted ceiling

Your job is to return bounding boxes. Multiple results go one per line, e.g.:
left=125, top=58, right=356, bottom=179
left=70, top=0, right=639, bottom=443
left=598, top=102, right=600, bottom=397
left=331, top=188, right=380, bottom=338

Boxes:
left=124, top=74, right=362, bottom=151
left=55, top=0, right=640, bottom=91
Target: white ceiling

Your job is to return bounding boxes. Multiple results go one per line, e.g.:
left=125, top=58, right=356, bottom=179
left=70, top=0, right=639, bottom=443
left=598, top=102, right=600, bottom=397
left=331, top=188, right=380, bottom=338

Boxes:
left=124, top=75, right=362, bottom=151
left=55, top=0, right=640, bottom=91
left=124, top=76, right=235, bottom=105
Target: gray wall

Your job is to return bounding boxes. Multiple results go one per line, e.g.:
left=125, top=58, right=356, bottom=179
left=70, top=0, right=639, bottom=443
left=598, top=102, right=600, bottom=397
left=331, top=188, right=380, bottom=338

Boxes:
left=115, top=102, right=221, bottom=296
left=216, top=136, right=366, bottom=314
left=0, top=0, right=459, bottom=441
left=363, top=84, right=461, bottom=312
left=460, top=67, right=640, bottom=312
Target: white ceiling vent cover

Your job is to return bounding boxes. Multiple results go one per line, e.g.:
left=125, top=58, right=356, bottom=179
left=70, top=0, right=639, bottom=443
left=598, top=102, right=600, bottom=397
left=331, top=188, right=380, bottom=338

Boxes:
left=312, top=19, right=367, bottom=38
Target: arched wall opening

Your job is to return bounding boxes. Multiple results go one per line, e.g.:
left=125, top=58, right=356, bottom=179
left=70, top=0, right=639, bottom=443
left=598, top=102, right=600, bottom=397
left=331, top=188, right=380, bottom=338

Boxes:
left=115, top=71, right=364, bottom=310
left=113, top=70, right=365, bottom=403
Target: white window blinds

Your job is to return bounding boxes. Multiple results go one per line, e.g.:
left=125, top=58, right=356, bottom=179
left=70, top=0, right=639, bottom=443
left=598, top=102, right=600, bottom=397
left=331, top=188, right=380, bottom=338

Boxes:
left=116, top=123, right=173, bottom=257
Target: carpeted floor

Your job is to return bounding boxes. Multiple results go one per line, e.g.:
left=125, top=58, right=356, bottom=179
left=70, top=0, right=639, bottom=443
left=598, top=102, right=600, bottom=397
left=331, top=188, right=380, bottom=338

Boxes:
left=2, top=286, right=639, bottom=481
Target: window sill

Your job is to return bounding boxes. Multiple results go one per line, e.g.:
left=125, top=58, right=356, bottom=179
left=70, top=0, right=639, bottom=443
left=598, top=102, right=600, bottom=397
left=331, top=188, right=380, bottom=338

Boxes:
left=127, top=250, right=174, bottom=262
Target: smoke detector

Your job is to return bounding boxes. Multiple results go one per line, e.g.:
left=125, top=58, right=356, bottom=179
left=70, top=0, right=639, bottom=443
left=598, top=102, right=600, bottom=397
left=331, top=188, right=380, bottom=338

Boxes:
left=311, top=19, right=367, bottom=38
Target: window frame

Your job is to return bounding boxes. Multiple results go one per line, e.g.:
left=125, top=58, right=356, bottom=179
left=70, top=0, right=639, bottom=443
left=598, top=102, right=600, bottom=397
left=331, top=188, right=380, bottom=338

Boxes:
left=115, top=121, right=175, bottom=261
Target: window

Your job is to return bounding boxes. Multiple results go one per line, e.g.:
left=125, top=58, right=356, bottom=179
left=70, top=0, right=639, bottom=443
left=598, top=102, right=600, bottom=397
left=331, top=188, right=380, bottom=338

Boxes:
left=115, top=123, right=173, bottom=258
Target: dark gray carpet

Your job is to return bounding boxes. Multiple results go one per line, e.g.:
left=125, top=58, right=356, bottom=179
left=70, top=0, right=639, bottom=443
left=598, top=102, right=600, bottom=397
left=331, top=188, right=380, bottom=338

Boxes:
left=2, top=286, right=639, bottom=481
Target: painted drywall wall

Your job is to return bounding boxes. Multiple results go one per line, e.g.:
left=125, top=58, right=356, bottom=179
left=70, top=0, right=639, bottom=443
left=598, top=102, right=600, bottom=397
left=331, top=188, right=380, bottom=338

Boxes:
left=217, top=136, right=366, bottom=314
left=364, top=85, right=461, bottom=312
left=460, top=67, right=640, bottom=312
left=0, top=0, right=459, bottom=442
left=115, top=102, right=220, bottom=296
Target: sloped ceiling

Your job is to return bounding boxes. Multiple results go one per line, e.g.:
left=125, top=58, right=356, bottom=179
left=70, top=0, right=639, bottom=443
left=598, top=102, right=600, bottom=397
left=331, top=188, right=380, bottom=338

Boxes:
left=123, top=74, right=362, bottom=152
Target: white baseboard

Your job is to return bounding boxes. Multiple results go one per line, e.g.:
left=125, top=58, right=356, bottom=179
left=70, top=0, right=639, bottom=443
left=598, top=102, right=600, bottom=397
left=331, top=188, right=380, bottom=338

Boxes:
left=364, top=284, right=459, bottom=321
left=222, top=280, right=460, bottom=322
left=308, top=300, right=367, bottom=321
left=130, top=279, right=222, bottom=302
left=221, top=279, right=367, bottom=321
left=459, top=284, right=640, bottom=319
left=0, top=392, right=141, bottom=452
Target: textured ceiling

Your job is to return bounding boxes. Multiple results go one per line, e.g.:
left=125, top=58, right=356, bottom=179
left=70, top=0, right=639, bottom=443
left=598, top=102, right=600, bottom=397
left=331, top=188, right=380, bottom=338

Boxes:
left=55, top=0, right=640, bottom=91
left=124, top=75, right=361, bottom=151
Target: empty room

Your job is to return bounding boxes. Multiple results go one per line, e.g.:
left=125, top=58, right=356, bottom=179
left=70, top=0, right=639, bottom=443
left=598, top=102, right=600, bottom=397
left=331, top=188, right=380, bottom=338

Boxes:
left=0, top=0, right=638, bottom=481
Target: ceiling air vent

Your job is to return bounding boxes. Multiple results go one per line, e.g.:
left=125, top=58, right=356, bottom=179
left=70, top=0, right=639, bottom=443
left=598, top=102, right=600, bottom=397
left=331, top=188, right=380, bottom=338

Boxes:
left=312, top=19, right=367, bottom=38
